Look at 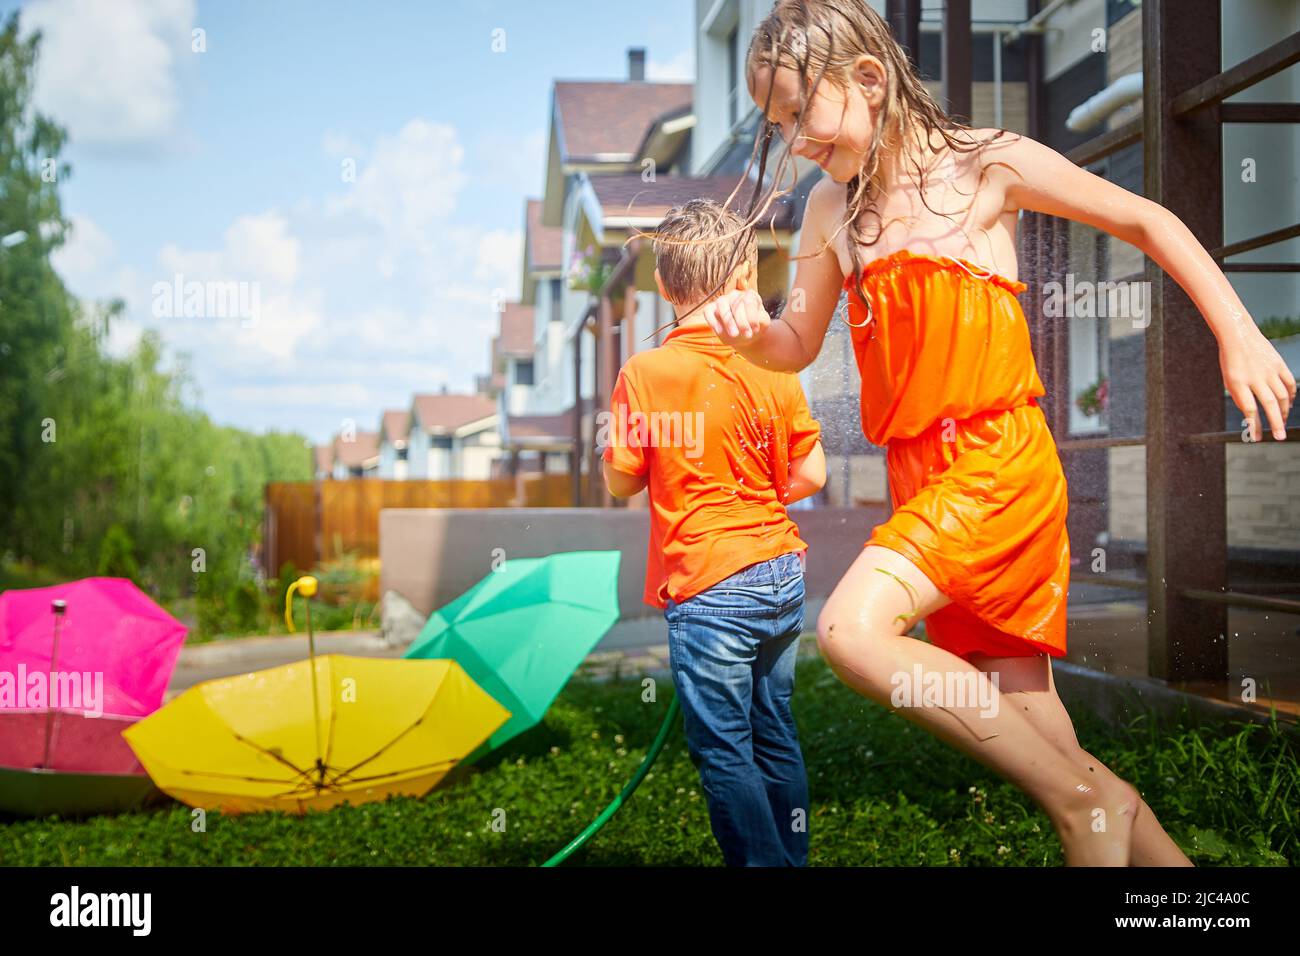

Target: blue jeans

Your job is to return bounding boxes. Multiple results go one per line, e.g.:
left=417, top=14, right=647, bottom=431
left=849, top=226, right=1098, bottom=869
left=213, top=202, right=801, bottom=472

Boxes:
left=664, top=550, right=810, bottom=866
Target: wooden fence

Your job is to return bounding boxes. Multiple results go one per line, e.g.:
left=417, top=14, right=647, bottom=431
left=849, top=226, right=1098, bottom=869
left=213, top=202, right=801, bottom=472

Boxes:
left=263, top=475, right=573, bottom=576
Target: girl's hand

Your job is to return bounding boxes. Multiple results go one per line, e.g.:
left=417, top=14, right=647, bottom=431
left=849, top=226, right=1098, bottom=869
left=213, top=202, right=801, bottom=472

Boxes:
left=700, top=289, right=772, bottom=347
left=1219, top=322, right=1296, bottom=441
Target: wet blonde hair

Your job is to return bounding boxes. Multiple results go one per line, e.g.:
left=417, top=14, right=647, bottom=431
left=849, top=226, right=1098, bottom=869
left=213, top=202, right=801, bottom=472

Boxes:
left=735, top=0, right=1018, bottom=312
left=653, top=198, right=758, bottom=307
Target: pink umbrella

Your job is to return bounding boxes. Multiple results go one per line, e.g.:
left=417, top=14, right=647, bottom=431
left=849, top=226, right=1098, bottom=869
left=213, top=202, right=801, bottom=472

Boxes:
left=0, top=577, right=187, bottom=814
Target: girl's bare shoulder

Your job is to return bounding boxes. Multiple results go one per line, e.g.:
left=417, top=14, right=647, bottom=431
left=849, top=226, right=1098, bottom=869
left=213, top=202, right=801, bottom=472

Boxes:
left=800, top=174, right=845, bottom=242
left=961, top=126, right=1037, bottom=164
left=962, top=129, right=1069, bottom=194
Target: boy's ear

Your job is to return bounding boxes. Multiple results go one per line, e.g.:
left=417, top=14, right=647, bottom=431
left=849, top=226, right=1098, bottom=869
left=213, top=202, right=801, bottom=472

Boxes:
left=653, top=267, right=668, bottom=301
left=731, top=260, right=758, bottom=293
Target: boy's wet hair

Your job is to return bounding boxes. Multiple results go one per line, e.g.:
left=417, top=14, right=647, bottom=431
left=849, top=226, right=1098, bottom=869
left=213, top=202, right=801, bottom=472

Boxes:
left=652, top=198, right=759, bottom=307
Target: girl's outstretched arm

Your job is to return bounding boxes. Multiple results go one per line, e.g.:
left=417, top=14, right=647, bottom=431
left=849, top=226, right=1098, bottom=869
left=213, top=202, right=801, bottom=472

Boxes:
left=700, top=177, right=844, bottom=373
left=987, top=133, right=1296, bottom=442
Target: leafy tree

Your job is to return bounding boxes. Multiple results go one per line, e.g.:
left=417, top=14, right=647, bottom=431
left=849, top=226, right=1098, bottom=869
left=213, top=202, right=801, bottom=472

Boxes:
left=0, top=11, right=311, bottom=636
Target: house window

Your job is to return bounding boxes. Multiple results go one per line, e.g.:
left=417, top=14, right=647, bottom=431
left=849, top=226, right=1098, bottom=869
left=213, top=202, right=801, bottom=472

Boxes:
left=516, top=359, right=535, bottom=386
left=432, top=436, right=453, bottom=450
left=396, top=445, right=408, bottom=461
left=1068, top=229, right=1111, bottom=435
left=727, top=25, right=740, bottom=128
left=551, top=278, right=562, bottom=320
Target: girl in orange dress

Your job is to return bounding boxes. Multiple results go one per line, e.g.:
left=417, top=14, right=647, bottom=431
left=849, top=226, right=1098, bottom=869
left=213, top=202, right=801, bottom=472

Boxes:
left=694, top=0, right=1294, bottom=866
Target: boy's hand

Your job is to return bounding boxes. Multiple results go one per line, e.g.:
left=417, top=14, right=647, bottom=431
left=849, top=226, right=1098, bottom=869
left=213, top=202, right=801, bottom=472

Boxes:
left=701, top=289, right=771, bottom=346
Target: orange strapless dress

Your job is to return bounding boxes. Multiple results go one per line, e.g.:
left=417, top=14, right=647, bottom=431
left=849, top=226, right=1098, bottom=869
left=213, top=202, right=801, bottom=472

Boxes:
left=843, top=249, right=1069, bottom=659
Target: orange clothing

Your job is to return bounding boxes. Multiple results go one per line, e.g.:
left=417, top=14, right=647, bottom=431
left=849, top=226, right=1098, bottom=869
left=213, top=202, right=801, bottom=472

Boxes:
left=843, top=249, right=1070, bottom=659
left=603, top=322, right=821, bottom=609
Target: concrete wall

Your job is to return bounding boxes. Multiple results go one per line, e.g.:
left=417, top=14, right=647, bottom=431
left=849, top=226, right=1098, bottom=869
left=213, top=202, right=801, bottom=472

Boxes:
left=380, top=505, right=888, bottom=648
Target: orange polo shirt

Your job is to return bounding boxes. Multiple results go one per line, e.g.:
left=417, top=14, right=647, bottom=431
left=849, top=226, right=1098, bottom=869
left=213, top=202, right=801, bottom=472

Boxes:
left=602, top=321, right=822, bottom=609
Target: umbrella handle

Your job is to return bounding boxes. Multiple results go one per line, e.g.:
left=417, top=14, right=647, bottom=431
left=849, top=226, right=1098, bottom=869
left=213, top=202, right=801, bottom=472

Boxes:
left=284, top=576, right=319, bottom=632
left=285, top=575, right=325, bottom=781
left=40, top=601, right=68, bottom=770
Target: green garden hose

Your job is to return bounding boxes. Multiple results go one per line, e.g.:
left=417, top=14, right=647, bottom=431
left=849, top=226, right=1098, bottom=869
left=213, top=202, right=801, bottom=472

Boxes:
left=541, top=695, right=681, bottom=866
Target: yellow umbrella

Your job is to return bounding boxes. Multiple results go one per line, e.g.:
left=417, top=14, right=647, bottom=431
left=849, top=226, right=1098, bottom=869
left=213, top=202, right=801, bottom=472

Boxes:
left=122, top=577, right=510, bottom=814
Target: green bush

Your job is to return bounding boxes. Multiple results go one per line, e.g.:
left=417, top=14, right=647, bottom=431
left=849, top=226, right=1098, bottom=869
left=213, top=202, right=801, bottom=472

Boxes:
left=228, top=580, right=262, bottom=633
left=1259, top=314, right=1300, bottom=340
left=95, top=524, right=139, bottom=581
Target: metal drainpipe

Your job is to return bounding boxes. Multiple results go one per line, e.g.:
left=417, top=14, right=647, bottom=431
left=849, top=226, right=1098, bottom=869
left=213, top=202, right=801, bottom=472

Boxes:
left=993, top=28, right=1003, bottom=128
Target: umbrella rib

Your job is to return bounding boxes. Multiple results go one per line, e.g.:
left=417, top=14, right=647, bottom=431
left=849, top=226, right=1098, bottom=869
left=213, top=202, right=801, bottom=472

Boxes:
left=282, top=777, right=343, bottom=797
left=331, top=715, right=428, bottom=778
left=260, top=757, right=458, bottom=801
left=177, top=769, right=308, bottom=785
left=327, top=757, right=459, bottom=786
left=323, top=700, right=339, bottom=769
left=229, top=731, right=312, bottom=777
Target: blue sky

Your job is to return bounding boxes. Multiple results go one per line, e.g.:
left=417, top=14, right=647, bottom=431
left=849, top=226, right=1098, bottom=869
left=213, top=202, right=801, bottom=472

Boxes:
left=7, top=0, right=694, bottom=442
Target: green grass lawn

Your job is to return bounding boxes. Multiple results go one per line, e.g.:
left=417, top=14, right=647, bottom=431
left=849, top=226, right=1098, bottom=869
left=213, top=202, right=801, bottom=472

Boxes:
left=2, top=656, right=1296, bottom=866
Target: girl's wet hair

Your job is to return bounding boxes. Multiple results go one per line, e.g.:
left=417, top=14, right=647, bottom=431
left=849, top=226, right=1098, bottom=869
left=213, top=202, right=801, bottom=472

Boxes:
left=638, top=0, right=1021, bottom=339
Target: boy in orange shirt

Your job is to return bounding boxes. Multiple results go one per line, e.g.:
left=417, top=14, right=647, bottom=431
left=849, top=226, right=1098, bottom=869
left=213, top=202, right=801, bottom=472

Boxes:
left=601, top=199, right=826, bottom=866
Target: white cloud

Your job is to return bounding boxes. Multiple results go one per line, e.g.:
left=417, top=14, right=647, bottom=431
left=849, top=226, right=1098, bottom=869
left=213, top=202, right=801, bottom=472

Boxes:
left=225, top=214, right=300, bottom=285
left=155, top=212, right=313, bottom=361
left=236, top=293, right=322, bottom=362
left=226, top=381, right=373, bottom=410
left=647, top=48, right=695, bottom=82
left=328, top=119, right=467, bottom=244
left=105, top=313, right=145, bottom=359
left=52, top=215, right=114, bottom=287
left=51, top=214, right=147, bottom=320
left=474, top=228, right=523, bottom=284
left=23, top=0, right=196, bottom=149
left=159, top=212, right=300, bottom=285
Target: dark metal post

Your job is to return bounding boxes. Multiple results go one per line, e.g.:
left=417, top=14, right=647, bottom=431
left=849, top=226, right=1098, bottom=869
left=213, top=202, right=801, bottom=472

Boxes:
left=942, top=0, right=972, bottom=123
left=886, top=0, right=922, bottom=69
left=1142, top=0, right=1228, bottom=683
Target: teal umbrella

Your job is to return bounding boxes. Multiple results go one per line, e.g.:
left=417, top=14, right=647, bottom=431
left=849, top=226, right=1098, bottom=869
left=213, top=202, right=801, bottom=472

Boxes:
left=405, top=551, right=621, bottom=762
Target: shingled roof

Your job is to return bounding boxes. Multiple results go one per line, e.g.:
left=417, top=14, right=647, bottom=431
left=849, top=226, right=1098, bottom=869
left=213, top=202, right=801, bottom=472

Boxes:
left=587, top=173, right=796, bottom=228
left=380, top=410, right=410, bottom=444
left=333, top=431, right=379, bottom=469
left=503, top=397, right=595, bottom=448
left=525, top=199, right=563, bottom=272
left=411, top=393, right=497, bottom=433
left=498, top=303, right=535, bottom=359
left=553, top=81, right=693, bottom=162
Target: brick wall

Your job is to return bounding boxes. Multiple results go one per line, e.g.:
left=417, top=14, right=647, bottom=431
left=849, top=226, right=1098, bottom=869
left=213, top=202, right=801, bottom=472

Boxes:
left=1107, top=442, right=1300, bottom=554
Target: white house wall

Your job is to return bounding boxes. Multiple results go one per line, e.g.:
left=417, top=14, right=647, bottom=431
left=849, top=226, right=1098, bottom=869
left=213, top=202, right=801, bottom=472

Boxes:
left=1042, top=0, right=1106, bottom=83
left=458, top=426, right=502, bottom=480
left=406, top=426, right=428, bottom=478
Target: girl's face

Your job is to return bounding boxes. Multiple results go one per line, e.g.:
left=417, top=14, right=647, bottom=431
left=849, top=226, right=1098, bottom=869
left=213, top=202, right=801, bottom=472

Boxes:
left=747, top=58, right=886, bottom=184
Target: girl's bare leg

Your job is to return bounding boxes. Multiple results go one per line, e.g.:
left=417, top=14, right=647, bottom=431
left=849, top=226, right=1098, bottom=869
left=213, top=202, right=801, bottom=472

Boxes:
left=975, top=654, right=1193, bottom=866
left=817, top=545, right=1138, bottom=866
